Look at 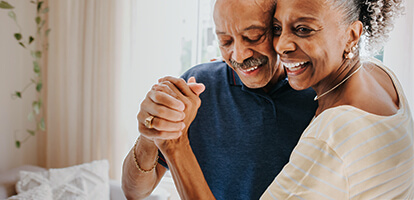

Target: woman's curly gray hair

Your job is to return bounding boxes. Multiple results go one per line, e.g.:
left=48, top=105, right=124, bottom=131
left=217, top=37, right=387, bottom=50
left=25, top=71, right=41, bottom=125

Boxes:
left=330, top=0, right=404, bottom=55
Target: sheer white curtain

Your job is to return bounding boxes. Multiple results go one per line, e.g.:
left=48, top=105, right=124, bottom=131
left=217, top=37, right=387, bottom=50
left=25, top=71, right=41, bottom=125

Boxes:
left=383, top=0, right=414, bottom=111
left=45, top=0, right=214, bottom=180
left=46, top=0, right=127, bottom=179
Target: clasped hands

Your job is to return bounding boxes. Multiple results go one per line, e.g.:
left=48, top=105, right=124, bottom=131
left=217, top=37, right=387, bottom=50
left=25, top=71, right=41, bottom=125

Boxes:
left=137, top=76, right=205, bottom=150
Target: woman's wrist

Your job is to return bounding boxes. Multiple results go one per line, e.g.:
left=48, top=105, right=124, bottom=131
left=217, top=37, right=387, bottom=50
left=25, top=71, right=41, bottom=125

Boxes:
left=133, top=135, right=159, bottom=172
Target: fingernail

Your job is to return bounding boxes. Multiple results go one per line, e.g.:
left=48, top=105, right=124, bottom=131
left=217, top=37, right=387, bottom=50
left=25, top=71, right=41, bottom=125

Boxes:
left=181, top=122, right=186, bottom=130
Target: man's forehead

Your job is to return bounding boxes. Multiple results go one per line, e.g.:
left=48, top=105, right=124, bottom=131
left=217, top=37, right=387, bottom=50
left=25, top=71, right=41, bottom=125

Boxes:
left=213, top=0, right=275, bottom=31
left=214, top=0, right=275, bottom=13
left=254, top=0, right=276, bottom=13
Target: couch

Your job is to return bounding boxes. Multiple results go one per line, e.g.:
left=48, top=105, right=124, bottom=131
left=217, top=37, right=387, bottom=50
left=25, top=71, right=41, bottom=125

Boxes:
left=0, top=165, right=170, bottom=200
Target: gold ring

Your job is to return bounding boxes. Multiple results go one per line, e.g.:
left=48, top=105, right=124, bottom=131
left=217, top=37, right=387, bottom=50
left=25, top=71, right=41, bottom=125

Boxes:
left=144, top=116, right=155, bottom=129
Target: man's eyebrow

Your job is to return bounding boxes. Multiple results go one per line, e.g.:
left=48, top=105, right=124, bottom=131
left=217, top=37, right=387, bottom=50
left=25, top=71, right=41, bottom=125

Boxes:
left=216, top=25, right=267, bottom=35
left=216, top=30, right=226, bottom=35
left=243, top=25, right=267, bottom=31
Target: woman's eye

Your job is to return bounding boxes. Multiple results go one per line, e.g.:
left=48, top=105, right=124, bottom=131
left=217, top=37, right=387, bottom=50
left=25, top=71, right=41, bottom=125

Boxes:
left=296, top=27, right=314, bottom=36
left=273, top=25, right=282, bottom=36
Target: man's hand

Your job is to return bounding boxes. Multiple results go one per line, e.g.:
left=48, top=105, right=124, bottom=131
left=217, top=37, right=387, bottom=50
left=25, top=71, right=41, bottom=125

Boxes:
left=151, top=77, right=205, bottom=151
left=137, top=76, right=205, bottom=145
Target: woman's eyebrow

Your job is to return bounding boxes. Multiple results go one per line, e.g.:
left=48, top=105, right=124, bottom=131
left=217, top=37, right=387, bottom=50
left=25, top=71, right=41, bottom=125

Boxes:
left=273, top=16, right=320, bottom=23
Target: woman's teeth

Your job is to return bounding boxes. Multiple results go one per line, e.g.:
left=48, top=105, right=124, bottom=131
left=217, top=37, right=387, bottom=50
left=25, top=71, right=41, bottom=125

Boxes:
left=282, top=61, right=308, bottom=71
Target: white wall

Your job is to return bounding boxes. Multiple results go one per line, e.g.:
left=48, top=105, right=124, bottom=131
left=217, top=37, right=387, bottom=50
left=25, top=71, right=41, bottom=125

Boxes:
left=383, top=0, right=414, bottom=112
left=0, top=2, right=39, bottom=172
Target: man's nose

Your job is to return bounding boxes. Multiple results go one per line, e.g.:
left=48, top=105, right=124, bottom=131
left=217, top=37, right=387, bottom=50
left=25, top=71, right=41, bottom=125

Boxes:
left=231, top=41, right=253, bottom=63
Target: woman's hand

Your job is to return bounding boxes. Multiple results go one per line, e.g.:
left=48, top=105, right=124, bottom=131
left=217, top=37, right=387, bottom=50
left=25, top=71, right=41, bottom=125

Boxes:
left=152, top=76, right=205, bottom=151
left=137, top=76, right=204, bottom=147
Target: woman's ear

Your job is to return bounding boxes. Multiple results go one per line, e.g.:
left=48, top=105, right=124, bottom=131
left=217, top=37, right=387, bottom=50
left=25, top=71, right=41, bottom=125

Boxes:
left=346, top=20, right=363, bottom=49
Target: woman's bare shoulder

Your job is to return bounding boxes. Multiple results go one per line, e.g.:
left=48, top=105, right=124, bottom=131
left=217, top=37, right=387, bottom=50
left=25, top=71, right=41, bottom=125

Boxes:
left=345, top=62, right=399, bottom=116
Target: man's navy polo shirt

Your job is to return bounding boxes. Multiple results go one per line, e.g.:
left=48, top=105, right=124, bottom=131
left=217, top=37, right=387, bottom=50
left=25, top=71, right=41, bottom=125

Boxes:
left=159, top=61, right=317, bottom=200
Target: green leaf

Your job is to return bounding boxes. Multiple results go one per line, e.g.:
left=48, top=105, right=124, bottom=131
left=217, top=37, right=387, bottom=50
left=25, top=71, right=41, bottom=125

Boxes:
left=45, top=28, right=51, bottom=36
left=38, top=118, right=45, bottom=131
left=27, top=130, right=35, bottom=136
left=15, top=140, right=21, bottom=148
left=33, top=101, right=40, bottom=114
left=37, top=1, right=43, bottom=12
left=18, top=42, right=25, bottom=48
left=0, top=1, right=14, bottom=9
left=33, top=61, right=40, bottom=73
left=35, top=16, right=41, bottom=24
left=31, top=51, right=42, bottom=59
left=14, top=33, right=22, bottom=40
left=39, top=20, right=45, bottom=28
left=8, top=11, right=16, bottom=20
left=15, top=91, right=21, bottom=98
left=29, top=36, right=34, bottom=44
left=35, top=51, right=42, bottom=58
left=36, top=82, right=42, bottom=92
left=42, top=7, right=49, bottom=14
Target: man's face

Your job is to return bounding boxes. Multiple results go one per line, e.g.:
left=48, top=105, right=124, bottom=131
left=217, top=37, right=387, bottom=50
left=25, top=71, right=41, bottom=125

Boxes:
left=213, top=0, right=282, bottom=91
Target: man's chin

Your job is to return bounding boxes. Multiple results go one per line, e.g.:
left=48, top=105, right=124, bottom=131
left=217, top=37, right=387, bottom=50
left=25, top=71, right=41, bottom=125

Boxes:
left=240, top=78, right=269, bottom=89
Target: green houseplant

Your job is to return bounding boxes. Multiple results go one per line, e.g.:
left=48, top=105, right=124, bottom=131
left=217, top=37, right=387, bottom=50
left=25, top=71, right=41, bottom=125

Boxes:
left=1, top=0, right=49, bottom=148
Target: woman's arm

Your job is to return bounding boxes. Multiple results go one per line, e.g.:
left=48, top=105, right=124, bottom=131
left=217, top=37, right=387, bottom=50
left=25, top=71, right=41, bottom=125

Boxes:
left=157, top=138, right=216, bottom=200
left=154, top=76, right=216, bottom=200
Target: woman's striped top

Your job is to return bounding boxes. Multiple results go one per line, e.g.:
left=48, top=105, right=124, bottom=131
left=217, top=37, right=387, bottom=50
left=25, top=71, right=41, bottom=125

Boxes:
left=261, top=59, right=414, bottom=200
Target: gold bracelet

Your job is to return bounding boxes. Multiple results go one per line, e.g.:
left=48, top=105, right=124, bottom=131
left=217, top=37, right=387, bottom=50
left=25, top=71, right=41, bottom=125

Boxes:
left=133, top=136, right=159, bottom=173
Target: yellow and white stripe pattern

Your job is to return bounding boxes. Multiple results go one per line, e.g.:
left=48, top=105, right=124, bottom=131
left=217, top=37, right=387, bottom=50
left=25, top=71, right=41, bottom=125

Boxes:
left=262, top=59, right=414, bottom=200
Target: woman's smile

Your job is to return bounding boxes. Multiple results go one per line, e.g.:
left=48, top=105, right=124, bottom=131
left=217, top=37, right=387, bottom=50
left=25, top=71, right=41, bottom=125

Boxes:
left=281, top=61, right=310, bottom=76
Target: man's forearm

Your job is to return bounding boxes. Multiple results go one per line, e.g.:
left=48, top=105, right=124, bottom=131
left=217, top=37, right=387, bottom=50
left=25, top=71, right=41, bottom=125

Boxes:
left=160, top=141, right=215, bottom=200
left=122, top=137, right=167, bottom=199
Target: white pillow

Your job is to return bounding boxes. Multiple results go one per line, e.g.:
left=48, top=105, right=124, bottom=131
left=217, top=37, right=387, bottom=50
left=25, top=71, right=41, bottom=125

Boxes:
left=7, top=184, right=52, bottom=200
left=16, top=160, right=109, bottom=200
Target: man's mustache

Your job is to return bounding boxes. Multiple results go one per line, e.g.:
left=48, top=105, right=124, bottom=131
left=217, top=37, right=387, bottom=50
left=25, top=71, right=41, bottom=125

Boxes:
left=229, top=57, right=268, bottom=70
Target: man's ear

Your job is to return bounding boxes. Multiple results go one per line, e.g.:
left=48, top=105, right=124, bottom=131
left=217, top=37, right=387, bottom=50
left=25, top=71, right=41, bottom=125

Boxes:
left=346, top=20, right=363, bottom=50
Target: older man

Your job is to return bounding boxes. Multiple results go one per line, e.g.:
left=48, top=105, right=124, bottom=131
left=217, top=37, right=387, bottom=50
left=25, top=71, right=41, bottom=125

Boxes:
left=122, top=0, right=317, bottom=199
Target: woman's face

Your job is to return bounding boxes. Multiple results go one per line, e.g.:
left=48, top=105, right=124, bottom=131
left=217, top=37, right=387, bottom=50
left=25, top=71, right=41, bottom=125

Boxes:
left=273, top=0, right=350, bottom=92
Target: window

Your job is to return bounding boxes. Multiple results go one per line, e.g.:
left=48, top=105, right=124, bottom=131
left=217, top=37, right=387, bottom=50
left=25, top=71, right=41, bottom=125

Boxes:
left=178, top=0, right=220, bottom=73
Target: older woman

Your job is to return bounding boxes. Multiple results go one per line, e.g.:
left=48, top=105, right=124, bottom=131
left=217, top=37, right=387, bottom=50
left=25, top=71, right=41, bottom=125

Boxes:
left=260, top=0, right=413, bottom=199
left=139, top=0, right=413, bottom=199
